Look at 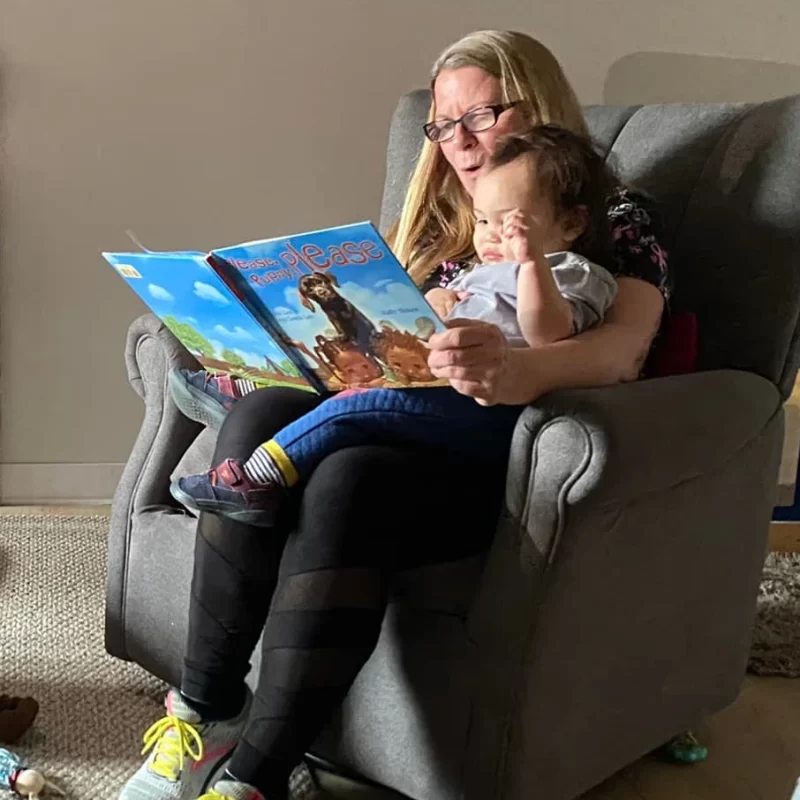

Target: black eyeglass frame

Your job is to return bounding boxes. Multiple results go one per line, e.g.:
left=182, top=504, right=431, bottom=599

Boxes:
left=423, top=101, right=522, bottom=143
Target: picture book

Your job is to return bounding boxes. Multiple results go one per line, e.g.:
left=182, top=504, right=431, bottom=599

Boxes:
left=103, top=222, right=449, bottom=394
left=102, top=250, right=318, bottom=393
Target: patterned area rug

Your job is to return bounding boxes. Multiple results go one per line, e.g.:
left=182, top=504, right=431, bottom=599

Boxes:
left=749, top=552, right=800, bottom=677
left=0, top=513, right=399, bottom=800
left=0, top=513, right=167, bottom=799
left=1, top=513, right=797, bottom=799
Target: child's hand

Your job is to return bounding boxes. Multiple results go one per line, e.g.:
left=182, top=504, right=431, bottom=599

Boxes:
left=425, top=288, right=471, bottom=320
left=502, top=208, right=546, bottom=266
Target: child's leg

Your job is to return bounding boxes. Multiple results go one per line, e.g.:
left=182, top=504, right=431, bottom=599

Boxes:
left=171, top=387, right=523, bottom=526
left=265, top=387, right=522, bottom=484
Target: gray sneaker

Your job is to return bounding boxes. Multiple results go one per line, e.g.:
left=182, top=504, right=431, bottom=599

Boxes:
left=119, top=688, right=250, bottom=800
left=201, top=778, right=265, bottom=800
left=168, top=369, right=238, bottom=430
left=205, top=758, right=326, bottom=800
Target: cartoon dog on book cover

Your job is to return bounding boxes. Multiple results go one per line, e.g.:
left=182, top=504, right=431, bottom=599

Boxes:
left=210, top=222, right=449, bottom=391
left=291, top=268, right=439, bottom=388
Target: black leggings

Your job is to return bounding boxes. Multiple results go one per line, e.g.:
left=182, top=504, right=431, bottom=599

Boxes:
left=181, top=387, right=508, bottom=795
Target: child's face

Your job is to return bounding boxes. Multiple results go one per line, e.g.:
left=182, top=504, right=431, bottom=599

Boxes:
left=388, top=346, right=434, bottom=382
left=337, top=350, right=382, bottom=384
left=472, top=157, right=581, bottom=263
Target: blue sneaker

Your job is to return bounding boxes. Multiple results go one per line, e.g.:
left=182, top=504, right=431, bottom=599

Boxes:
left=169, top=370, right=239, bottom=430
left=170, top=459, right=283, bottom=527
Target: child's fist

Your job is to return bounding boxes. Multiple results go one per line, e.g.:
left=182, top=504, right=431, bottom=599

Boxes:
left=502, top=208, right=545, bottom=265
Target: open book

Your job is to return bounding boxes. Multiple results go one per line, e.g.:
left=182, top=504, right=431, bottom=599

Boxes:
left=103, top=222, right=448, bottom=394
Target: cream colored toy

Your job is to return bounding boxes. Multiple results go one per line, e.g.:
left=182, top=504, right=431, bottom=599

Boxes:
left=0, top=749, right=64, bottom=798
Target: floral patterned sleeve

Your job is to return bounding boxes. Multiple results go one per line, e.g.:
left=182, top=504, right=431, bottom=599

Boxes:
left=607, top=187, right=671, bottom=303
left=421, top=260, right=472, bottom=294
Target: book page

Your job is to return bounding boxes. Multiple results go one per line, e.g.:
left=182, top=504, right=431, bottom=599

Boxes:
left=212, top=222, right=449, bottom=391
left=102, top=251, right=315, bottom=392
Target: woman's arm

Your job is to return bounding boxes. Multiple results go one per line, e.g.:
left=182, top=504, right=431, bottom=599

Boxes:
left=510, top=277, right=663, bottom=399
left=427, top=277, right=664, bottom=406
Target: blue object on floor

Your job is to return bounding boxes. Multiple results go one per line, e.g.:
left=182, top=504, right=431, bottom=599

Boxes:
left=656, top=732, right=708, bottom=764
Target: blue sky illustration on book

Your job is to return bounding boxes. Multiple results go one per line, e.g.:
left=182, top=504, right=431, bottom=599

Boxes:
left=213, top=222, right=446, bottom=369
left=103, top=252, right=308, bottom=385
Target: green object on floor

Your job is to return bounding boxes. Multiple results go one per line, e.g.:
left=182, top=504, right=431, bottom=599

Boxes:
left=657, top=731, right=709, bottom=764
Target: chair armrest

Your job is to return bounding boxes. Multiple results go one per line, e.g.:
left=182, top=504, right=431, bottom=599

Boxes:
left=107, top=314, right=202, bottom=657
left=117, top=313, right=203, bottom=510
left=509, top=369, right=782, bottom=518
left=124, top=313, right=200, bottom=400
left=463, top=370, right=784, bottom=799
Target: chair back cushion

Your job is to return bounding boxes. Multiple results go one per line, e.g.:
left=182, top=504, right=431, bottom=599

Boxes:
left=379, top=92, right=800, bottom=397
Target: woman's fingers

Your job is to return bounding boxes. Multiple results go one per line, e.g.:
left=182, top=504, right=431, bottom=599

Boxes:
left=426, top=320, right=509, bottom=404
left=448, top=378, right=498, bottom=405
left=428, top=346, right=496, bottom=370
left=429, top=320, right=499, bottom=349
left=427, top=337, right=504, bottom=367
left=429, top=359, right=499, bottom=379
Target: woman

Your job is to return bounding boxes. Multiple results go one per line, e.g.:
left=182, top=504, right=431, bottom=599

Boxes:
left=120, top=30, right=669, bottom=800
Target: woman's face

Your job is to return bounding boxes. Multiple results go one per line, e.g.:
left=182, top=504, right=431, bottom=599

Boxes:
left=432, top=66, right=527, bottom=196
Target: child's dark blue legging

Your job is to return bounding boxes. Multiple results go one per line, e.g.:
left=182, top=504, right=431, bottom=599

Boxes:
left=265, top=386, right=525, bottom=486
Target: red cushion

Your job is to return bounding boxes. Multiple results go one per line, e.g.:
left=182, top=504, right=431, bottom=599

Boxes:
left=649, top=312, right=699, bottom=377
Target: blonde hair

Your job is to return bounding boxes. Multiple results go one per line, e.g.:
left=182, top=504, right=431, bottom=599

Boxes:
left=390, top=30, right=588, bottom=285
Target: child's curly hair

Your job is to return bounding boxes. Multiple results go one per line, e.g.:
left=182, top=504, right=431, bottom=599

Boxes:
left=488, top=124, right=619, bottom=264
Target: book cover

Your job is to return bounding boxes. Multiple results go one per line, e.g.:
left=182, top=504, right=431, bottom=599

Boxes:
left=210, top=222, right=449, bottom=391
left=102, top=251, right=316, bottom=392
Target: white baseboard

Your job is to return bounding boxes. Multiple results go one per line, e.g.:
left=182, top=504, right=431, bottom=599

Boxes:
left=0, top=463, right=125, bottom=505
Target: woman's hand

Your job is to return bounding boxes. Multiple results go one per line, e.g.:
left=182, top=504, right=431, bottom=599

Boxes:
left=425, top=288, right=471, bottom=320
left=427, top=319, right=533, bottom=406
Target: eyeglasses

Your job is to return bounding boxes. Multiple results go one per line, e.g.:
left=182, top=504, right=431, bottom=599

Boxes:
left=423, top=102, right=521, bottom=143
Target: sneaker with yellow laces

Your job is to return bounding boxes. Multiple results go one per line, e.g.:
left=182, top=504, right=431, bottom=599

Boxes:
left=119, top=688, right=251, bottom=800
left=197, top=779, right=266, bottom=800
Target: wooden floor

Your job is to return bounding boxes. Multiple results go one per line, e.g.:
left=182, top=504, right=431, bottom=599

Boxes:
left=313, top=678, right=800, bottom=799
left=582, top=678, right=800, bottom=800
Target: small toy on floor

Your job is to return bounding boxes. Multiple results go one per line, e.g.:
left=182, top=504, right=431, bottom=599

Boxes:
left=0, top=695, right=39, bottom=745
left=0, top=749, right=63, bottom=798
left=655, top=730, right=709, bottom=764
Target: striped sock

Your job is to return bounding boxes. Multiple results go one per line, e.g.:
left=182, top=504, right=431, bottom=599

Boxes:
left=234, top=378, right=260, bottom=396
left=243, top=445, right=288, bottom=487
left=213, top=375, right=260, bottom=399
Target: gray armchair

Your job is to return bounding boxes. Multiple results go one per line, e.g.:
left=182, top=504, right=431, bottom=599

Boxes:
left=106, top=93, right=800, bottom=800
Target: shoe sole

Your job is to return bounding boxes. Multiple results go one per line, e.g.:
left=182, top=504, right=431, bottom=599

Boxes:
left=169, top=480, right=274, bottom=527
left=168, top=370, right=229, bottom=431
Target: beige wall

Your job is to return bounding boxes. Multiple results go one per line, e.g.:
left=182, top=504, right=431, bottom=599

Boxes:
left=3, top=0, right=800, bottom=500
